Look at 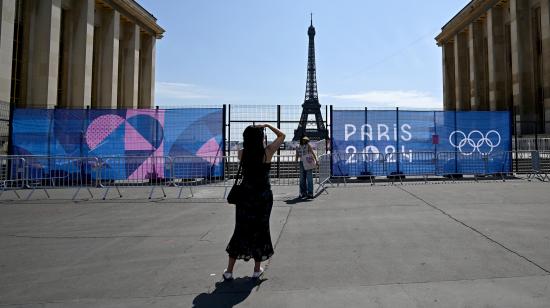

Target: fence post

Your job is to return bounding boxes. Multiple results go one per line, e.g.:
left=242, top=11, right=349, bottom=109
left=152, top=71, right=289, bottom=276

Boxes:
left=330, top=105, right=334, bottom=177
left=454, top=109, right=458, bottom=174
left=276, top=105, right=281, bottom=178
left=396, top=107, right=400, bottom=174
left=511, top=107, right=516, bottom=173
left=227, top=104, right=231, bottom=158
left=222, top=104, right=227, bottom=157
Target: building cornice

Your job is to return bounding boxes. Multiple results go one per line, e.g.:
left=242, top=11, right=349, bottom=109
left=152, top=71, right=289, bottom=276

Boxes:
left=103, top=0, right=165, bottom=38
left=435, top=0, right=503, bottom=46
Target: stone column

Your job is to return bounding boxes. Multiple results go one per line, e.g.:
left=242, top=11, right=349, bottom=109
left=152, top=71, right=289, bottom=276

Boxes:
left=97, top=8, right=119, bottom=108
left=0, top=0, right=15, bottom=104
left=469, top=21, right=488, bottom=111
left=67, top=0, right=94, bottom=108
left=487, top=6, right=507, bottom=111
left=540, top=0, right=550, bottom=133
left=118, top=22, right=139, bottom=109
left=454, top=31, right=470, bottom=111
left=26, top=0, right=61, bottom=108
left=138, top=33, right=155, bottom=108
left=510, top=0, right=536, bottom=133
left=443, top=42, right=456, bottom=110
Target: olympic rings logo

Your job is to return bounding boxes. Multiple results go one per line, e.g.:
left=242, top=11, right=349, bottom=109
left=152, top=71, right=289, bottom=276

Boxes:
left=449, top=130, right=501, bottom=155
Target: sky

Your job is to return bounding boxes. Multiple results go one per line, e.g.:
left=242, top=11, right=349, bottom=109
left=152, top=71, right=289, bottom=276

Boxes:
left=138, top=0, right=471, bottom=109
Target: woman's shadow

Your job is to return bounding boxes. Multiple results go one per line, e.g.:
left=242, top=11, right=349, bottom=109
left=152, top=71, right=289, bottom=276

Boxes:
left=192, top=277, right=265, bottom=308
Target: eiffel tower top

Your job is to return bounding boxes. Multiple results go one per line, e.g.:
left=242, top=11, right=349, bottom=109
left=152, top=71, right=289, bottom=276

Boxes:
left=304, top=13, right=319, bottom=105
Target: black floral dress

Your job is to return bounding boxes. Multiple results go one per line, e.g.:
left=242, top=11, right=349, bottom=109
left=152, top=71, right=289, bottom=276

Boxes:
left=226, top=162, right=274, bottom=262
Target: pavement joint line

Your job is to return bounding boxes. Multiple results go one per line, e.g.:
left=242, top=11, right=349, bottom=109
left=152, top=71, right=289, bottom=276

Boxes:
left=397, top=186, right=550, bottom=274
left=254, top=205, right=293, bottom=293
left=2, top=273, right=549, bottom=307
left=1, top=234, right=194, bottom=239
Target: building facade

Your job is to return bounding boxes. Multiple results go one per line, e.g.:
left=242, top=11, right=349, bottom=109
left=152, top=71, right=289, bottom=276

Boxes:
left=0, top=0, right=164, bottom=110
left=436, top=0, right=549, bottom=134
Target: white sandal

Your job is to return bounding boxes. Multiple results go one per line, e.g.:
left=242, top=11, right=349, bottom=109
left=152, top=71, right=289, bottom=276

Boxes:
left=223, top=270, right=233, bottom=280
left=252, top=267, right=264, bottom=278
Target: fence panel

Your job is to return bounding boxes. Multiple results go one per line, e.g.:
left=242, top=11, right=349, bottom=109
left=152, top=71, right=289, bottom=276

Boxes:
left=97, top=156, right=172, bottom=199
left=384, top=152, right=438, bottom=180
left=0, top=156, right=25, bottom=198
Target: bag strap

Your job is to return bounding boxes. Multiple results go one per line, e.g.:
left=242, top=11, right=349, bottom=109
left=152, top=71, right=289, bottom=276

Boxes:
left=235, top=160, right=242, bottom=180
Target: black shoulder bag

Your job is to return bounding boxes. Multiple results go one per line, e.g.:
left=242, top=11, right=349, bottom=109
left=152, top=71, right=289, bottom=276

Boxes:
left=227, top=160, right=244, bottom=204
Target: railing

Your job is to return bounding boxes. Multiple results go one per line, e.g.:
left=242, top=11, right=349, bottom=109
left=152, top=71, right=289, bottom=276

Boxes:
left=1, top=151, right=548, bottom=200
left=316, top=154, right=332, bottom=193
left=513, top=138, right=550, bottom=151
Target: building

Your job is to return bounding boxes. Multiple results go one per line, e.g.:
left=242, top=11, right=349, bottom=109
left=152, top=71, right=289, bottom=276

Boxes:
left=436, top=0, right=549, bottom=134
left=0, top=0, right=164, bottom=110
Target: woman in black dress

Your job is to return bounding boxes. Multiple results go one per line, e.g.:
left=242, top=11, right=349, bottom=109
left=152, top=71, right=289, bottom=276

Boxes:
left=224, top=124, right=285, bottom=280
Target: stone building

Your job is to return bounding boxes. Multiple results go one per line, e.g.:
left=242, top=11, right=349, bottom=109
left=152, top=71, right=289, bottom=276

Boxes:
left=436, top=0, right=549, bottom=134
left=0, top=0, right=164, bottom=110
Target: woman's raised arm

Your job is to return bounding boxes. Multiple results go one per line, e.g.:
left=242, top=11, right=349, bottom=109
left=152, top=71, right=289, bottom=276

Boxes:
left=258, top=124, right=285, bottom=158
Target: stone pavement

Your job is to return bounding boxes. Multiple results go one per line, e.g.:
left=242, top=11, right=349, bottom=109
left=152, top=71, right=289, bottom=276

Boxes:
left=0, top=181, right=549, bottom=307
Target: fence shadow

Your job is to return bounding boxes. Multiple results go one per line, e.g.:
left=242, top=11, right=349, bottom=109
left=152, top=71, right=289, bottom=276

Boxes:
left=192, top=277, right=265, bottom=308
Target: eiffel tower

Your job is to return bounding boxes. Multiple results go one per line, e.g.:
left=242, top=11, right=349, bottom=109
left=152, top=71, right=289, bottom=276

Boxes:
left=293, top=15, right=329, bottom=142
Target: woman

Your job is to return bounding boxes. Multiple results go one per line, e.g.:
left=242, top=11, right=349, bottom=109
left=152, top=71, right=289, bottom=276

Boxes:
left=295, top=136, right=317, bottom=199
left=224, top=124, right=285, bottom=280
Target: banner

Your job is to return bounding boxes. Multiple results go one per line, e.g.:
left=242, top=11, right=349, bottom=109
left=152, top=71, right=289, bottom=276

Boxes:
left=12, top=108, right=224, bottom=180
left=332, top=110, right=511, bottom=176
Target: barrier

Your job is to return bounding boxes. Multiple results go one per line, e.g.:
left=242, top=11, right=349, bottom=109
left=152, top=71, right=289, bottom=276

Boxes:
left=0, top=156, right=25, bottom=199
left=384, top=152, right=438, bottom=183
left=527, top=151, right=550, bottom=182
left=98, top=156, right=172, bottom=200
left=332, top=152, right=385, bottom=185
left=316, top=154, right=332, bottom=193
left=513, top=138, right=550, bottom=151
left=1, top=151, right=549, bottom=201
left=172, top=155, right=226, bottom=198
left=436, top=151, right=510, bottom=180
left=21, top=156, right=99, bottom=200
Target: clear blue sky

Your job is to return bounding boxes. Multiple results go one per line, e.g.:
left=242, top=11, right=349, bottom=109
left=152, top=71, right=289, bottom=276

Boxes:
left=139, top=0, right=470, bottom=109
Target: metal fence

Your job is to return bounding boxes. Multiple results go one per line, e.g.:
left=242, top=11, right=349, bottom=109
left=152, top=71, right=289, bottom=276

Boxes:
left=0, top=150, right=549, bottom=200
left=0, top=154, right=303, bottom=200
left=330, top=150, right=550, bottom=185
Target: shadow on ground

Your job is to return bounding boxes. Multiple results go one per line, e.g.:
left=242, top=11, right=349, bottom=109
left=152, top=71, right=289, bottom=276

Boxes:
left=192, top=278, right=265, bottom=307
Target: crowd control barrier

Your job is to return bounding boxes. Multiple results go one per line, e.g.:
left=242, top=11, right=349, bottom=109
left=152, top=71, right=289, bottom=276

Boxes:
left=1, top=151, right=548, bottom=200
left=330, top=150, right=527, bottom=185
left=316, top=154, right=332, bottom=193
left=0, top=156, right=25, bottom=199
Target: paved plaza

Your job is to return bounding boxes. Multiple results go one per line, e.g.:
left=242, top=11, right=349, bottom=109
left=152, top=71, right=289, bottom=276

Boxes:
left=0, top=180, right=549, bottom=307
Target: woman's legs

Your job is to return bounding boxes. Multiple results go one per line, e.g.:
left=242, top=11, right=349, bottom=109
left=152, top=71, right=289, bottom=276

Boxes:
left=306, top=169, right=314, bottom=197
left=226, top=256, right=236, bottom=273
left=254, top=260, right=262, bottom=272
left=299, top=162, right=307, bottom=196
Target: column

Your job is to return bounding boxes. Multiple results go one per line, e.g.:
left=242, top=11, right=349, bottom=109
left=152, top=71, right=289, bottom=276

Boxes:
left=0, top=0, right=15, bottom=104
left=98, top=8, right=119, bottom=108
left=118, top=22, right=139, bottom=109
left=442, top=42, right=456, bottom=110
left=26, top=0, right=61, bottom=108
left=487, top=6, right=507, bottom=111
left=510, top=0, right=536, bottom=133
left=68, top=0, right=94, bottom=108
left=454, top=31, right=470, bottom=111
left=469, top=21, right=488, bottom=111
left=540, top=0, right=550, bottom=133
left=138, top=33, right=155, bottom=108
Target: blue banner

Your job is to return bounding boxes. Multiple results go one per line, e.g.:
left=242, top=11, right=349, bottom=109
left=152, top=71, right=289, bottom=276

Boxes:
left=12, top=108, right=224, bottom=180
left=332, top=110, right=511, bottom=176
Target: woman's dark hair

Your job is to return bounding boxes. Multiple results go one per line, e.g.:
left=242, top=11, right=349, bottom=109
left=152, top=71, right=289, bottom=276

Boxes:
left=242, top=126, right=265, bottom=170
